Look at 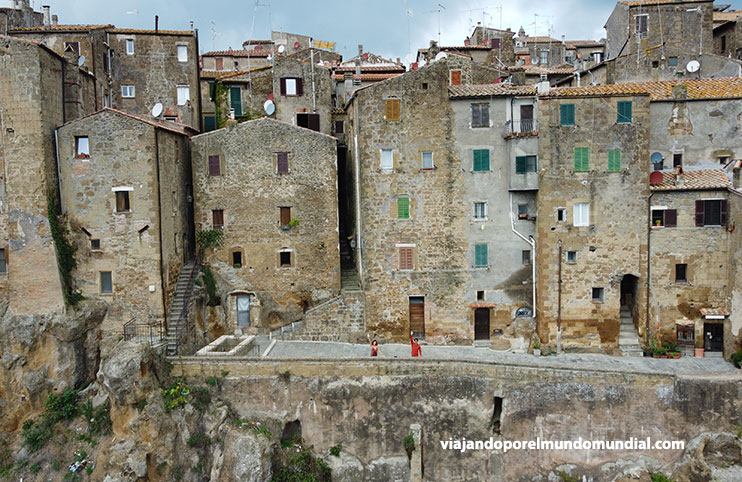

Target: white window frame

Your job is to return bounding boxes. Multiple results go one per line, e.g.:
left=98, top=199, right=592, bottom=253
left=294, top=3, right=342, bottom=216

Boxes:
left=76, top=136, right=90, bottom=157
left=566, top=251, right=577, bottom=263
left=539, top=50, right=548, bottom=65
left=557, top=207, right=567, bottom=223
left=635, top=14, right=648, bottom=36
left=177, top=85, right=190, bottom=106
left=473, top=202, right=487, bottom=221
left=573, top=202, right=589, bottom=227
left=285, top=78, right=297, bottom=96
left=380, top=149, right=393, bottom=171
left=177, top=44, right=188, bottom=62
left=421, top=151, right=434, bottom=170
left=125, top=39, right=134, bottom=55
left=121, top=85, right=135, bottom=98
left=591, top=287, right=605, bottom=302
left=100, top=271, right=113, bottom=294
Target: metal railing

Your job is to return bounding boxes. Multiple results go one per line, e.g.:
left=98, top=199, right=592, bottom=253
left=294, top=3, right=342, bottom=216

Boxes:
left=508, top=119, right=538, bottom=133
left=168, top=249, right=201, bottom=355
left=123, top=318, right=164, bottom=345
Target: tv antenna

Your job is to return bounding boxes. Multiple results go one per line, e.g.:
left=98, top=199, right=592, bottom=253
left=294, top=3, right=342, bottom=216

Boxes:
left=426, top=4, right=446, bottom=43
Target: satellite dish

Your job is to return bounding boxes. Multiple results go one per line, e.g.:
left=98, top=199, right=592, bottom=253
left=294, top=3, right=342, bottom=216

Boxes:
left=434, top=51, right=448, bottom=61
left=267, top=54, right=273, bottom=61
left=264, top=100, right=275, bottom=115
left=78, top=55, right=86, bottom=67
left=151, top=103, right=163, bottom=118
left=650, top=152, right=664, bottom=164
left=686, top=60, right=700, bottom=73
left=277, top=44, right=285, bottom=54
left=531, top=57, right=539, bottom=65
left=294, top=41, right=300, bottom=49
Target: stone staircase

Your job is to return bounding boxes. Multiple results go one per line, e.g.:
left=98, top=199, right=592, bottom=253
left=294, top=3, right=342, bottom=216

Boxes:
left=165, top=259, right=199, bottom=356
left=618, top=306, right=643, bottom=357
left=339, top=238, right=360, bottom=291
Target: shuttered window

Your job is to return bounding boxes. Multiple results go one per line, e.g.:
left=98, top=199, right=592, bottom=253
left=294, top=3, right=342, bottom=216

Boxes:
left=471, top=103, right=490, bottom=127
left=474, top=244, right=488, bottom=267
left=574, top=147, right=589, bottom=172
left=280, top=207, right=291, bottom=226
left=664, top=209, right=677, bottom=227
left=696, top=200, right=727, bottom=226
left=398, top=197, right=410, bottom=219
left=230, top=87, right=242, bottom=117
left=560, top=104, right=575, bottom=126
left=208, top=155, right=221, bottom=176
left=215, top=58, right=224, bottom=70
left=399, top=247, right=414, bottom=270
left=0, top=248, right=6, bottom=274
left=574, top=203, right=590, bottom=226
left=115, top=191, right=130, bottom=212
left=385, top=99, right=400, bottom=121
left=277, top=152, right=289, bottom=174
left=607, top=149, right=621, bottom=172
left=515, top=155, right=537, bottom=174
left=212, top=209, right=224, bottom=230
left=450, top=70, right=462, bottom=85
left=280, top=78, right=303, bottom=96
left=473, top=149, right=490, bottom=172
left=617, top=101, right=632, bottom=124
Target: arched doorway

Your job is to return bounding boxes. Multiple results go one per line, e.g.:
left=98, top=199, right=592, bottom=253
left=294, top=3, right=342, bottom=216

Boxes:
left=475, top=308, right=490, bottom=340
left=620, top=275, right=638, bottom=313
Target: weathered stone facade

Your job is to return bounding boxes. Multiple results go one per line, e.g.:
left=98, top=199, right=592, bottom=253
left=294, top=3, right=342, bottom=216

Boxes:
left=57, top=109, right=193, bottom=332
left=191, top=118, right=340, bottom=333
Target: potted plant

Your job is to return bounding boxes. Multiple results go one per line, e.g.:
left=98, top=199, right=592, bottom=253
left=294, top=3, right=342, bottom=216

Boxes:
left=663, top=341, right=680, bottom=358
left=642, top=344, right=653, bottom=357
left=289, top=218, right=300, bottom=228
left=731, top=350, right=742, bottom=369
left=532, top=340, right=541, bottom=356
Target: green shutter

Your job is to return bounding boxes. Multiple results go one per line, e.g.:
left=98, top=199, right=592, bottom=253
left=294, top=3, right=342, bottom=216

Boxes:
left=398, top=197, right=410, bottom=219
left=608, top=149, right=621, bottom=172
left=515, top=156, right=527, bottom=174
left=475, top=244, right=488, bottom=267
left=560, top=104, right=575, bottom=126
left=574, top=147, right=589, bottom=171
left=474, top=149, right=490, bottom=172
left=208, top=82, right=216, bottom=101
left=230, top=87, right=242, bottom=117
left=617, top=101, right=632, bottom=124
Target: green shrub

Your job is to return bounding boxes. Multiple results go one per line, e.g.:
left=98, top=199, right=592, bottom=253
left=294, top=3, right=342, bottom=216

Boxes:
left=47, top=192, right=83, bottom=305
left=403, top=433, right=415, bottom=455
left=187, top=431, right=211, bottom=449
left=22, top=419, right=53, bottom=452
left=136, top=400, right=148, bottom=412
left=196, top=229, right=224, bottom=252
left=45, top=390, right=79, bottom=423
left=558, top=471, right=579, bottom=482
left=191, top=386, right=211, bottom=411
left=650, top=473, right=673, bottom=482
left=731, top=350, right=742, bottom=366
left=329, top=444, right=341, bottom=457
left=201, top=267, right=220, bottom=306
left=30, top=462, right=41, bottom=473
left=206, top=376, right=218, bottom=387
left=162, top=379, right=190, bottom=412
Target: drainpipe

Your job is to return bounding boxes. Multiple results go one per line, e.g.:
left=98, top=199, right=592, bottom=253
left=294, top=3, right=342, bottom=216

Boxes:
left=645, top=191, right=654, bottom=343
left=154, top=128, right=168, bottom=321
left=575, top=71, right=581, bottom=87
left=509, top=194, right=536, bottom=319
left=557, top=240, right=562, bottom=352
left=54, top=127, right=62, bottom=213
left=311, top=48, right=317, bottom=112
left=352, top=101, right=363, bottom=284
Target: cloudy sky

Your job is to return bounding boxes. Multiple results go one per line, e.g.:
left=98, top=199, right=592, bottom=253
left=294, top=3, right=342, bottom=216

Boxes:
left=11, top=0, right=742, bottom=62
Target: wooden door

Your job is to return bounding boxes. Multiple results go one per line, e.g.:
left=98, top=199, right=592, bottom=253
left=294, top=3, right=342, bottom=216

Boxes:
left=704, top=323, right=723, bottom=352
left=475, top=308, right=490, bottom=340
left=409, top=296, right=425, bottom=336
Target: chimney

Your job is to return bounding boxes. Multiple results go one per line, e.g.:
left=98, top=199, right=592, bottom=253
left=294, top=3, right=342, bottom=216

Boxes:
left=52, top=14, right=58, bottom=26
left=42, top=5, right=51, bottom=29
left=537, top=73, right=550, bottom=95
left=358, top=44, right=363, bottom=57
left=733, top=161, right=741, bottom=189
left=429, top=40, right=440, bottom=59
left=155, top=15, right=159, bottom=33
left=561, top=34, right=565, bottom=45
left=674, top=166, right=685, bottom=188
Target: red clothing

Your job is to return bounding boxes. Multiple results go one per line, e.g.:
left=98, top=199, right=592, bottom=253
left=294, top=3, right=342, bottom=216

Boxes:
left=411, top=336, right=422, bottom=357
left=371, top=345, right=380, bottom=357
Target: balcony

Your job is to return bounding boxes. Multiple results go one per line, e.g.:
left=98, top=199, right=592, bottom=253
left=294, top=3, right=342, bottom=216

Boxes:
left=504, top=119, right=538, bottom=139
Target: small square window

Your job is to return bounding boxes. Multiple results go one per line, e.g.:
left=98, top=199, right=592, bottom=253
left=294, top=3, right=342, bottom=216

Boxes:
left=422, top=83, right=429, bottom=90
left=522, top=250, right=531, bottom=265
left=115, top=191, right=130, bottom=213
left=476, top=290, right=485, bottom=301
left=177, top=44, right=188, bottom=62
left=91, top=239, right=101, bottom=250
left=126, top=39, right=134, bottom=55
left=474, top=202, right=487, bottom=220
left=557, top=207, right=566, bottom=222
left=422, top=151, right=434, bottom=170
left=212, top=209, right=224, bottom=230
left=100, top=271, right=113, bottom=294
left=652, top=60, right=659, bottom=68
left=675, top=263, right=687, bottom=282
left=668, top=56, right=678, bottom=67
left=334, top=120, right=344, bottom=134
left=473, top=149, right=490, bottom=171
left=718, top=155, right=730, bottom=165
left=591, top=287, right=604, bottom=302
left=280, top=251, right=292, bottom=268
left=380, top=149, right=393, bottom=170
left=518, top=204, right=528, bottom=219
left=566, top=251, right=577, bottom=263
left=76, top=136, right=90, bottom=158
left=121, top=85, right=135, bottom=98
left=64, top=41, right=80, bottom=55
left=232, top=251, right=242, bottom=268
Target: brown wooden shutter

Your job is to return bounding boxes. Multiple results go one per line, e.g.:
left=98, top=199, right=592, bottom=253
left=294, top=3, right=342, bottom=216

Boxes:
left=386, top=99, right=400, bottom=121
left=695, top=200, right=704, bottom=226
left=664, top=209, right=677, bottom=227
left=280, top=78, right=287, bottom=95
left=450, top=70, right=462, bottom=85
left=399, top=247, right=413, bottom=270
left=208, top=155, right=221, bottom=176
left=409, top=297, right=425, bottom=334
left=307, top=113, right=320, bottom=132
left=277, top=152, right=289, bottom=174
left=280, top=207, right=291, bottom=226
left=212, top=209, right=224, bottom=229
left=215, top=58, right=223, bottom=70
left=296, top=78, right=304, bottom=96
left=720, top=199, right=728, bottom=226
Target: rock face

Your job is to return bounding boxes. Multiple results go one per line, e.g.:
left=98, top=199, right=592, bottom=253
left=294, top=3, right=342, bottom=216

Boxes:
left=672, top=432, right=742, bottom=482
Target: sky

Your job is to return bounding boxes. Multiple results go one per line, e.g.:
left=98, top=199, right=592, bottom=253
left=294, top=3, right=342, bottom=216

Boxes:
left=9, top=0, right=742, bottom=62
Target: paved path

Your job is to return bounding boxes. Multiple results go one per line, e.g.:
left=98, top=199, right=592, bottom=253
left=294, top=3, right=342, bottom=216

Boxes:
left=263, top=340, right=738, bottom=375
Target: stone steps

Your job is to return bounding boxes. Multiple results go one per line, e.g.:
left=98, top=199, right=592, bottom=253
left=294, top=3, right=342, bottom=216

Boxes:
left=619, top=307, right=642, bottom=357
left=165, top=261, right=200, bottom=356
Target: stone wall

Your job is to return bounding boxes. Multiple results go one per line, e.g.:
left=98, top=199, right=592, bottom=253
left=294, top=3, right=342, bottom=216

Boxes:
left=727, top=190, right=742, bottom=353
left=271, top=56, right=334, bottom=135
left=297, top=291, right=366, bottom=341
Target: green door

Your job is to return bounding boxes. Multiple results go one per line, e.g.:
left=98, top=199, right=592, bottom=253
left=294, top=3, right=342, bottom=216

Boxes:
left=230, top=87, right=242, bottom=117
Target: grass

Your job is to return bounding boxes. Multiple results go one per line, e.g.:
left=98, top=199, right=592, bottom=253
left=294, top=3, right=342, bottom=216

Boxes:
left=403, top=433, right=415, bottom=455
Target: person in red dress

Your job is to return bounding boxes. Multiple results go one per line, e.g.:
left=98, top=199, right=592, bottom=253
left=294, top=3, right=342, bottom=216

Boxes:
left=370, top=338, right=382, bottom=357
left=410, top=331, right=422, bottom=357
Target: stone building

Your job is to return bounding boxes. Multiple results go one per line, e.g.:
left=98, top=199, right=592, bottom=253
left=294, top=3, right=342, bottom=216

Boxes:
left=0, top=35, right=97, bottom=316
left=200, top=48, right=271, bottom=73
left=468, top=24, right=516, bottom=65
left=335, top=48, right=406, bottom=106
left=0, top=0, right=42, bottom=32
left=536, top=84, right=652, bottom=352
left=566, top=39, right=606, bottom=68
left=191, top=118, right=340, bottom=332
left=514, top=28, right=569, bottom=68
left=57, top=108, right=194, bottom=332
left=713, top=8, right=742, bottom=59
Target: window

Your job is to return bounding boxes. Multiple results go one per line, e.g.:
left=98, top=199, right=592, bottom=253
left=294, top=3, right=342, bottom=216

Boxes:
left=126, top=39, right=134, bottom=55
left=515, top=155, right=537, bottom=174
left=557, top=207, right=566, bottom=222
left=518, top=204, right=528, bottom=219
left=476, top=290, right=485, bottom=301
left=296, top=113, right=320, bottom=132
left=204, top=115, right=216, bottom=132
left=232, top=251, right=242, bottom=268
left=591, top=287, right=604, bottom=302
left=491, top=38, right=501, bottom=49
left=471, top=103, right=490, bottom=128
left=573, top=202, right=589, bottom=226
left=215, top=58, right=224, bottom=70
left=635, top=14, right=648, bottom=35
left=212, top=209, right=224, bottom=230
left=473, top=149, right=490, bottom=172
left=540, top=50, right=548, bottom=65
left=334, top=120, right=344, bottom=134
left=675, top=263, right=687, bottom=283
left=385, top=99, right=400, bottom=121
left=422, top=82, right=429, bottom=90
left=236, top=295, right=250, bottom=326
left=422, top=151, right=434, bottom=170
left=397, top=197, right=410, bottom=219
left=574, top=147, right=589, bottom=171
left=277, top=152, right=289, bottom=174
left=121, top=85, right=135, bottom=98
left=652, top=60, right=659, bottom=69
left=75, top=136, right=90, bottom=158
left=208, top=155, right=221, bottom=176
left=399, top=246, right=414, bottom=270
left=566, top=250, right=577, bottom=263
left=721, top=35, right=727, bottom=53
left=0, top=248, right=6, bottom=274
left=280, top=251, right=292, bottom=268
left=695, top=199, right=727, bottom=227
left=91, top=239, right=101, bottom=250
left=380, top=149, right=393, bottom=170
left=177, top=85, right=190, bottom=106
left=177, top=44, right=188, bottom=62
left=668, top=56, right=678, bottom=67
left=592, top=52, right=603, bottom=63
left=560, top=104, right=575, bottom=126
left=718, top=155, right=730, bottom=165
left=474, top=243, right=488, bottom=267
left=115, top=191, right=130, bottom=213
left=607, top=149, right=621, bottom=172
left=450, top=69, right=462, bottom=85
left=280, top=207, right=291, bottom=226
left=100, top=271, right=113, bottom=294
left=474, top=202, right=487, bottom=220
left=651, top=208, right=677, bottom=227
left=230, top=86, right=242, bottom=117
left=654, top=158, right=664, bottom=171
left=522, top=250, right=531, bottom=265
left=617, top=101, right=632, bottom=124
left=673, top=153, right=683, bottom=168
left=281, top=77, right=303, bottom=96
left=64, top=41, right=80, bottom=55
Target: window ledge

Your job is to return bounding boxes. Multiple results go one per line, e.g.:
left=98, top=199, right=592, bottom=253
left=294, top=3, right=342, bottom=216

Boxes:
left=591, top=300, right=604, bottom=304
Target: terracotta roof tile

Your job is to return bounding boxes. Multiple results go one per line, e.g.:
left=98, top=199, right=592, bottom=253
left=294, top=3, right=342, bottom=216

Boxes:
left=546, top=82, right=651, bottom=97
left=108, top=28, right=193, bottom=35
left=449, top=84, right=537, bottom=99
left=545, top=78, right=742, bottom=100
left=10, top=24, right=113, bottom=32
left=650, top=169, right=732, bottom=191
left=566, top=40, right=606, bottom=47
left=333, top=73, right=403, bottom=81
left=522, top=36, right=562, bottom=44
left=335, top=65, right=406, bottom=73
left=699, top=307, right=729, bottom=317
left=59, top=108, right=193, bottom=136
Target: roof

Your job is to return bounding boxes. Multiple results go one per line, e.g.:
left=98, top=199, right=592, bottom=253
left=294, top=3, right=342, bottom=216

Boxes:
left=521, top=36, right=562, bottom=44
left=10, top=24, right=113, bottom=32
left=650, top=169, right=732, bottom=191
left=333, top=73, right=403, bottom=81
left=523, top=64, right=576, bottom=75
left=545, top=78, right=742, bottom=99
left=335, top=65, right=405, bottom=73
left=713, top=10, right=742, bottom=22
left=566, top=40, right=606, bottom=47
left=108, top=28, right=193, bottom=36
left=58, top=108, right=193, bottom=136
left=202, top=48, right=272, bottom=58
left=699, top=307, right=730, bottom=317
left=191, top=116, right=336, bottom=141
left=449, top=84, right=537, bottom=99
left=618, top=0, right=711, bottom=5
